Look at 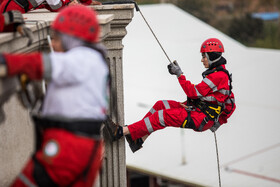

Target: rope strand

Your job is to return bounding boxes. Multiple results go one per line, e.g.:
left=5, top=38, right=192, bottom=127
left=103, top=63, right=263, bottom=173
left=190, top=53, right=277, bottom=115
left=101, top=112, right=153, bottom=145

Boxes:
left=137, top=10, right=172, bottom=64
left=214, top=132, right=222, bottom=187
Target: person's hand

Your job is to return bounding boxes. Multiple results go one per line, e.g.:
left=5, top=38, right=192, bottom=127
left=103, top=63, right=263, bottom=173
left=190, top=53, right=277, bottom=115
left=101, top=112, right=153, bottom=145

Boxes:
left=167, top=60, right=183, bottom=77
left=91, top=0, right=101, bottom=5
left=3, top=11, right=24, bottom=26
left=17, top=24, right=34, bottom=46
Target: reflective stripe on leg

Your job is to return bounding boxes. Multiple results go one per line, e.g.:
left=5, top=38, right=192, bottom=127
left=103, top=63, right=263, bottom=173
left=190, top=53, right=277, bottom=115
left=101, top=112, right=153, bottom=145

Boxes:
left=158, top=110, right=165, bottom=127
left=149, top=107, right=156, bottom=114
left=144, top=117, right=153, bottom=133
left=19, top=173, right=38, bottom=187
left=162, top=100, right=170, bottom=109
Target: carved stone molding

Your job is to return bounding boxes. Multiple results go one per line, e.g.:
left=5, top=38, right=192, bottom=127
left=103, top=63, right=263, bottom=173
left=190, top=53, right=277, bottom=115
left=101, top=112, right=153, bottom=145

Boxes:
left=0, top=4, right=134, bottom=187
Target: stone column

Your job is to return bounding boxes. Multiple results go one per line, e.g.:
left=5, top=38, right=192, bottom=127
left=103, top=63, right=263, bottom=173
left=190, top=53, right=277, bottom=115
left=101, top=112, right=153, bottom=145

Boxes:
left=93, top=4, right=134, bottom=187
left=0, top=10, right=116, bottom=187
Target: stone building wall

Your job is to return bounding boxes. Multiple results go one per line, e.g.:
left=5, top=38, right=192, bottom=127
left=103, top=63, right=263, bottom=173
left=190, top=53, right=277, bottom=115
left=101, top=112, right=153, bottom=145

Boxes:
left=0, top=4, right=134, bottom=187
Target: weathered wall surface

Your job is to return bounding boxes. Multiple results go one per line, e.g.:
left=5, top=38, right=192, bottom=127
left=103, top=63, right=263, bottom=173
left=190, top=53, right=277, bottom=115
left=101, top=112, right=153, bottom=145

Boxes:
left=0, top=4, right=134, bottom=187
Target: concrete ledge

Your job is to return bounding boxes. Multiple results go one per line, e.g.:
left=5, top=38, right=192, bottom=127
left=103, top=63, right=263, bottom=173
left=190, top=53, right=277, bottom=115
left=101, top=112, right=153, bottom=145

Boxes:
left=0, top=4, right=134, bottom=187
left=0, top=11, right=114, bottom=53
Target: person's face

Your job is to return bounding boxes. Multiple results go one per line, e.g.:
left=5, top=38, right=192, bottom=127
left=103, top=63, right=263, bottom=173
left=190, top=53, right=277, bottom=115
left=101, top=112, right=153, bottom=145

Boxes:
left=201, top=53, right=209, bottom=68
left=51, top=31, right=64, bottom=52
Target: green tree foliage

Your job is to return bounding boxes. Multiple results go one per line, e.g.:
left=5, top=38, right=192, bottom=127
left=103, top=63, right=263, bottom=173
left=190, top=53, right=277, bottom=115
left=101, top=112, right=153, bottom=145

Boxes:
left=121, top=0, right=280, bottom=49
left=227, top=14, right=264, bottom=45
left=254, top=22, right=280, bottom=49
left=136, top=0, right=159, bottom=4
left=177, top=0, right=214, bottom=23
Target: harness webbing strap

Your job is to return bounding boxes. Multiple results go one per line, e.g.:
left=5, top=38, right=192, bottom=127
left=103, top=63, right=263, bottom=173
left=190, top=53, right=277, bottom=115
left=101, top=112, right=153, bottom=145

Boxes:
left=32, top=115, right=103, bottom=138
left=33, top=156, right=58, bottom=187
left=198, top=117, right=208, bottom=131
left=181, top=109, right=196, bottom=129
left=14, top=0, right=29, bottom=12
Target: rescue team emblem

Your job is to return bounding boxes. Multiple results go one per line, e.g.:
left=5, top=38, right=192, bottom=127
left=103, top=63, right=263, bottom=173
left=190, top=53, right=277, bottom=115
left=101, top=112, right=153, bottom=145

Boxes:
left=43, top=140, right=60, bottom=157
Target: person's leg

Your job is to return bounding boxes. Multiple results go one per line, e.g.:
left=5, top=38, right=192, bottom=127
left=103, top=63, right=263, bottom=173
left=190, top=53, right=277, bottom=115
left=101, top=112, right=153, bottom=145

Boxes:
left=129, top=100, right=176, bottom=144
left=104, top=100, right=186, bottom=152
left=127, top=105, right=187, bottom=140
left=123, top=100, right=183, bottom=136
left=142, top=100, right=175, bottom=119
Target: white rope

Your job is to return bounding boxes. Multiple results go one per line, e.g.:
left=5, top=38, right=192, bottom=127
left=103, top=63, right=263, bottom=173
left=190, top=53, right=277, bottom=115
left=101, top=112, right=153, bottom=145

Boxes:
left=137, top=9, right=172, bottom=64
left=214, top=132, right=222, bottom=187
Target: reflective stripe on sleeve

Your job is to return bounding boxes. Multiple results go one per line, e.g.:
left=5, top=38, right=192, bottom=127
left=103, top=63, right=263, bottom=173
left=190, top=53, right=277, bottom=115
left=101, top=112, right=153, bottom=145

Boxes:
left=144, top=117, right=153, bottom=133
left=19, top=173, right=38, bottom=187
left=162, top=100, right=170, bottom=109
left=194, top=86, right=203, bottom=97
left=203, top=78, right=217, bottom=92
left=158, top=110, right=165, bottom=127
left=219, top=89, right=230, bottom=96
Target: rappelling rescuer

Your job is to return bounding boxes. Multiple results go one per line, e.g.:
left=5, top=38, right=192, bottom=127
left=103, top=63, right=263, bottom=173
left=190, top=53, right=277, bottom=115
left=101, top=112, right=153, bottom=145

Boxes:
left=105, top=38, right=236, bottom=153
left=0, top=5, right=108, bottom=187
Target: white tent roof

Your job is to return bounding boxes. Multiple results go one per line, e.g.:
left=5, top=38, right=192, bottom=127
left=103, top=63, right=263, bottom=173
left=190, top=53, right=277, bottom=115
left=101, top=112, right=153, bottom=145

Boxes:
left=123, top=4, right=280, bottom=187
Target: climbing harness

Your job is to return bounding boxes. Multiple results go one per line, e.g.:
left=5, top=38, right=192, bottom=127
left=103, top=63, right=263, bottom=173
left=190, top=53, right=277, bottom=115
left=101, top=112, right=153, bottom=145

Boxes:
left=102, top=1, right=173, bottom=64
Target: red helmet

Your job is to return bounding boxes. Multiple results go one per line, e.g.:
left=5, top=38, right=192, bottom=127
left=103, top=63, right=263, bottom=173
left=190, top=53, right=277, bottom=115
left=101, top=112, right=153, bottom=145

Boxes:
left=200, top=38, right=224, bottom=53
left=51, top=5, right=100, bottom=43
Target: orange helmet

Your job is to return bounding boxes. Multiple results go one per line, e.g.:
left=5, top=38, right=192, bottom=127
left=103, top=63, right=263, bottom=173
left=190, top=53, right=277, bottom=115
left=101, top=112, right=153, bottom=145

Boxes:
left=200, top=38, right=224, bottom=53
left=51, top=5, right=100, bottom=43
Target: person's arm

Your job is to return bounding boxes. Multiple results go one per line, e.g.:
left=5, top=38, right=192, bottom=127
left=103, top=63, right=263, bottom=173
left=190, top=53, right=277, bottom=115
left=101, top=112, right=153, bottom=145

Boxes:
left=178, top=74, right=212, bottom=99
left=0, top=53, right=50, bottom=80
left=167, top=61, right=212, bottom=99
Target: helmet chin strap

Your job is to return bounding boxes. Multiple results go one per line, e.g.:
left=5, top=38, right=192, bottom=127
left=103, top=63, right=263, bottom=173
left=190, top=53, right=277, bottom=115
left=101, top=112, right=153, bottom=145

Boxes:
left=205, top=53, right=222, bottom=67
left=60, top=33, right=85, bottom=51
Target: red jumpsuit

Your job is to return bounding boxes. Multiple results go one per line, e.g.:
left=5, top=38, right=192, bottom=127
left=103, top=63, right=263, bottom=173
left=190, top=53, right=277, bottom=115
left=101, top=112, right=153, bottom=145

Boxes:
left=2, top=49, right=108, bottom=187
left=0, top=13, right=5, bottom=32
left=128, top=64, right=236, bottom=140
left=0, top=0, right=92, bottom=13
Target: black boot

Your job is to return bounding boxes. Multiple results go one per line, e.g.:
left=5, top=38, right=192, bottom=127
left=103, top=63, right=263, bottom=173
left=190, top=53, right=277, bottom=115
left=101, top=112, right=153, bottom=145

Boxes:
left=125, top=134, right=143, bottom=153
left=104, top=117, right=123, bottom=141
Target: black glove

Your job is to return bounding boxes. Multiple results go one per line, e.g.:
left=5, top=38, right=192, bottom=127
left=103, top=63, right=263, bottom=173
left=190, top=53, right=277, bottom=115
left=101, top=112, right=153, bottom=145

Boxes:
left=167, top=60, right=183, bottom=77
left=3, top=11, right=24, bottom=26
